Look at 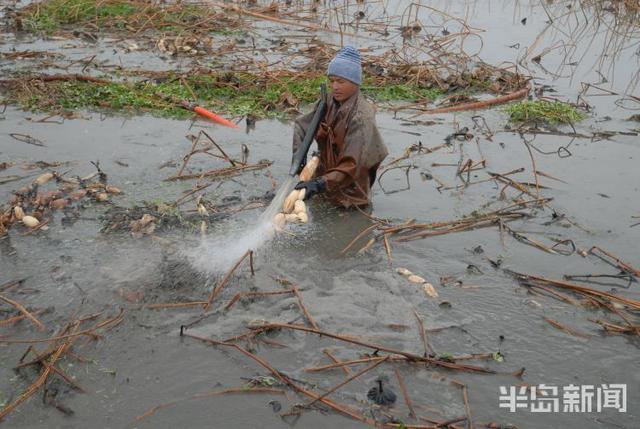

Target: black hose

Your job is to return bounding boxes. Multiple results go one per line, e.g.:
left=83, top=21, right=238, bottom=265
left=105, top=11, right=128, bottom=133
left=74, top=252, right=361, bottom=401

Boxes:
left=289, top=84, right=327, bottom=177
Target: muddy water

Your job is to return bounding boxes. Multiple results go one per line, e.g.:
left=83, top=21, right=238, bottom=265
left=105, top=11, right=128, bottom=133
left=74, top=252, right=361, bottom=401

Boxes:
left=1, top=1, right=640, bottom=428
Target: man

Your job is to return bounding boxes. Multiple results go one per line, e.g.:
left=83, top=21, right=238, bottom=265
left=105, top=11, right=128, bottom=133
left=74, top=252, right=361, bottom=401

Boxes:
left=292, top=45, right=388, bottom=208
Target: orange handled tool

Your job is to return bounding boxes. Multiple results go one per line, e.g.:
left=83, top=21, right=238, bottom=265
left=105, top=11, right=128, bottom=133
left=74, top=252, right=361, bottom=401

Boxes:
left=192, top=105, right=239, bottom=129
left=156, top=92, right=239, bottom=129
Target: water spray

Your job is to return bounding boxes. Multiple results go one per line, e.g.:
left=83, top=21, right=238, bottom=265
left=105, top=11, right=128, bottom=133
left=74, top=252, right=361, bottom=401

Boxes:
left=185, top=85, right=327, bottom=274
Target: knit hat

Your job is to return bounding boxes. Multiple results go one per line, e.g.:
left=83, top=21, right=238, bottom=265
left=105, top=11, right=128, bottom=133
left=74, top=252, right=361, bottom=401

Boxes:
left=327, top=45, right=362, bottom=85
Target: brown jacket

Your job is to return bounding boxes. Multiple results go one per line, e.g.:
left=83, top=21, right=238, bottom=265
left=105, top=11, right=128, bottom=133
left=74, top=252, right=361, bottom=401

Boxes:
left=292, top=90, right=388, bottom=208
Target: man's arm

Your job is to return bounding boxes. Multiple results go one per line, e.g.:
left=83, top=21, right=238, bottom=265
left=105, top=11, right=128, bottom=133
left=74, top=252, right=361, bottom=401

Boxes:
left=322, top=112, right=373, bottom=191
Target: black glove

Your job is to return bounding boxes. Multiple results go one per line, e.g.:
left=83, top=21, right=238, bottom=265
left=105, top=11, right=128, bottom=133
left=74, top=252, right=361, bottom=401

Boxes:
left=294, top=177, right=327, bottom=201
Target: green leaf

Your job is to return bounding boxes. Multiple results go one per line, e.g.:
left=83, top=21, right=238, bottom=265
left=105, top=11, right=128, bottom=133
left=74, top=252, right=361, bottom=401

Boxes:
left=260, top=376, right=276, bottom=386
left=437, top=352, right=454, bottom=362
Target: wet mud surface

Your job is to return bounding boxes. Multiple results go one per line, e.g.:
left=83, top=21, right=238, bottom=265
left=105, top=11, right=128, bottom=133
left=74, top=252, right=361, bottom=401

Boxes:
left=1, top=1, right=639, bottom=428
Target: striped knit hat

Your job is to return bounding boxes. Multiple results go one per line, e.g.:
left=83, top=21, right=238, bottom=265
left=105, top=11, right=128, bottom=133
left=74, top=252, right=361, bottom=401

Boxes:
left=327, top=45, right=362, bottom=85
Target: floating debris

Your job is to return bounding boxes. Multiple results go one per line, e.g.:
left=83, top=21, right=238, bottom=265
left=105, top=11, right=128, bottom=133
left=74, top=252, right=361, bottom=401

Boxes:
left=367, top=377, right=397, bottom=406
left=396, top=267, right=439, bottom=297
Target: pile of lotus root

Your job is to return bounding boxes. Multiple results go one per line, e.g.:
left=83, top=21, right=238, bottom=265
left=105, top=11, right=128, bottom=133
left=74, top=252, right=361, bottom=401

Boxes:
left=273, top=156, right=319, bottom=230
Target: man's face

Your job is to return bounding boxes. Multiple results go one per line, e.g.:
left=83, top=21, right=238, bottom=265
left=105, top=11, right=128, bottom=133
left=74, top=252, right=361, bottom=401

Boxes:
left=329, top=75, right=359, bottom=103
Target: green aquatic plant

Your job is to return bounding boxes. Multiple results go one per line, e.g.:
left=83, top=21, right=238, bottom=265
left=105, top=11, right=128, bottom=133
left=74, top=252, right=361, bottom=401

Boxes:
left=505, top=100, right=586, bottom=124
left=17, top=0, right=226, bottom=34
left=361, top=81, right=444, bottom=102
left=19, top=0, right=137, bottom=33
left=3, top=72, right=454, bottom=119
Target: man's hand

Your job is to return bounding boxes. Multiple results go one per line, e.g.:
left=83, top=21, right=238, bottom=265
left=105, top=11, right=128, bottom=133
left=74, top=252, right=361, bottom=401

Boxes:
left=294, top=177, right=327, bottom=201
